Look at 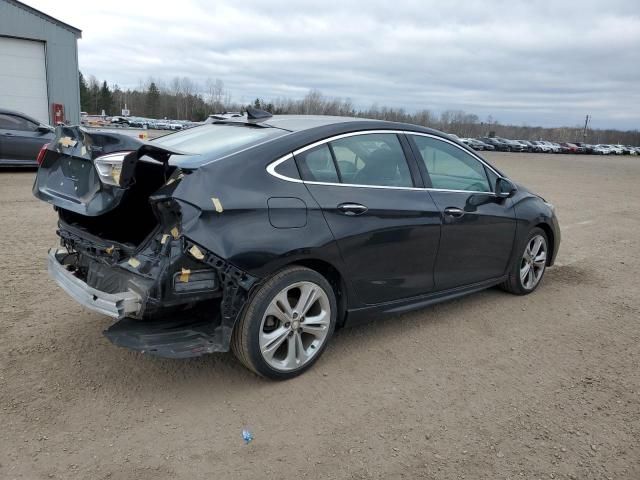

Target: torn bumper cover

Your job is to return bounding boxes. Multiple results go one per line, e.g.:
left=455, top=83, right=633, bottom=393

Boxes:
left=49, top=233, right=258, bottom=356
left=49, top=248, right=142, bottom=318
left=103, top=314, right=232, bottom=358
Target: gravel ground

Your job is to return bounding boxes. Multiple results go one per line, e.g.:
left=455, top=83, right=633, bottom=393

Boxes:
left=1, top=152, right=639, bottom=479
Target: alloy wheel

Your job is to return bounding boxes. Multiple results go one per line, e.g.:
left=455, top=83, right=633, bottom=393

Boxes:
left=258, top=281, right=331, bottom=371
left=520, top=234, right=547, bottom=290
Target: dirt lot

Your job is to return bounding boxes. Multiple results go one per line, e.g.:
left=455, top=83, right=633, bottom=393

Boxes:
left=1, top=152, right=639, bottom=479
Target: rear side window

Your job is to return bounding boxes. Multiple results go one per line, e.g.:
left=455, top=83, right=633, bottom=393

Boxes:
left=295, top=144, right=340, bottom=183
left=411, top=135, right=491, bottom=192
left=294, top=133, right=414, bottom=188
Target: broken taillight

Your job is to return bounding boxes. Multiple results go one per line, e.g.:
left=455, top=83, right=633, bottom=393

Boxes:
left=36, top=143, right=49, bottom=166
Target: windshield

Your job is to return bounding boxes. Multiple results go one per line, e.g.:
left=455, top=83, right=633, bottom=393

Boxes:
left=153, top=124, right=289, bottom=167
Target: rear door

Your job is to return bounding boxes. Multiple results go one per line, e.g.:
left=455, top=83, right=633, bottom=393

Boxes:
left=294, top=131, right=441, bottom=305
left=407, top=133, right=517, bottom=290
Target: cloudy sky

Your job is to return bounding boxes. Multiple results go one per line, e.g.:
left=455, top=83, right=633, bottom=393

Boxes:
left=26, top=0, right=640, bottom=129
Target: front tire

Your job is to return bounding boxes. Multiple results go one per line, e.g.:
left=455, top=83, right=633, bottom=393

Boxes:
left=501, top=228, right=549, bottom=295
left=231, top=266, right=337, bottom=379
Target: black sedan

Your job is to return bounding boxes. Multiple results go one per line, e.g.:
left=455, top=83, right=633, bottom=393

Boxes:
left=0, top=109, right=55, bottom=167
left=34, top=111, right=560, bottom=379
left=479, top=137, right=510, bottom=152
left=461, top=138, right=495, bottom=151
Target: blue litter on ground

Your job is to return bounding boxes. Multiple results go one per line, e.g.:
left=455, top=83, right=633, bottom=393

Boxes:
left=242, top=429, right=254, bottom=444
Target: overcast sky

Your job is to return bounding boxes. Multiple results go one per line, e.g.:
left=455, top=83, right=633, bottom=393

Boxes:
left=25, top=0, right=640, bottom=129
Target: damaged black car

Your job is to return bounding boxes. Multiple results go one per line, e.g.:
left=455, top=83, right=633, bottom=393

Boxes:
left=34, top=110, right=560, bottom=379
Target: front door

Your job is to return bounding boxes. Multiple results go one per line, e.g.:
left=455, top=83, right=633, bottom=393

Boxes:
left=0, top=112, right=50, bottom=162
left=408, top=134, right=517, bottom=290
left=294, top=132, right=441, bottom=305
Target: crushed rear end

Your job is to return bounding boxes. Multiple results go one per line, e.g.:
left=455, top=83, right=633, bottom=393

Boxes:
left=34, top=126, right=257, bottom=357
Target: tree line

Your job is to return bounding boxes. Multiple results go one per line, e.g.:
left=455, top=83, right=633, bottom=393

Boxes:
left=79, top=72, right=639, bottom=145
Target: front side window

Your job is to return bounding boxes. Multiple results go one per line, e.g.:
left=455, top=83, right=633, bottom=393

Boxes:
left=330, top=133, right=413, bottom=187
left=411, top=135, right=491, bottom=192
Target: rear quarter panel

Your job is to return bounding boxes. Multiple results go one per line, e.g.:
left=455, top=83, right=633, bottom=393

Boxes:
left=171, top=149, right=345, bottom=280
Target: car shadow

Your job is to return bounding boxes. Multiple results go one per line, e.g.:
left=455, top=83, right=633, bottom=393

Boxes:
left=52, top=287, right=511, bottom=392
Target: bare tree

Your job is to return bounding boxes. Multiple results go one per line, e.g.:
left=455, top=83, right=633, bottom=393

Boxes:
left=78, top=73, right=640, bottom=145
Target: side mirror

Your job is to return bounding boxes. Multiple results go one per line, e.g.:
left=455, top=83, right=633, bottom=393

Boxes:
left=37, top=125, right=53, bottom=133
left=495, top=177, right=517, bottom=199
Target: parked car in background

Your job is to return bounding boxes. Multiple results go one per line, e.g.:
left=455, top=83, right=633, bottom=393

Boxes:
left=479, top=137, right=510, bottom=152
left=515, top=140, right=536, bottom=152
left=477, top=140, right=496, bottom=151
left=498, top=138, right=525, bottom=152
left=34, top=113, right=560, bottom=379
left=127, top=118, right=145, bottom=128
left=530, top=141, right=552, bottom=153
left=559, top=142, right=580, bottom=154
left=593, top=144, right=612, bottom=154
left=0, top=109, right=55, bottom=167
left=608, top=145, right=624, bottom=155
left=576, top=143, right=594, bottom=154
left=109, top=116, right=128, bottom=125
left=461, top=138, right=493, bottom=151
left=572, top=143, right=587, bottom=154
left=540, top=141, right=561, bottom=153
left=615, top=145, right=634, bottom=155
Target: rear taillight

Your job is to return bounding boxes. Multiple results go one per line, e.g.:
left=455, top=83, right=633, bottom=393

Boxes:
left=36, top=143, right=49, bottom=166
left=94, top=151, right=134, bottom=186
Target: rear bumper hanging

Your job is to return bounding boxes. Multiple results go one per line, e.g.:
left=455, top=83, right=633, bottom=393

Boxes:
left=49, top=233, right=259, bottom=356
left=48, top=248, right=142, bottom=319
left=103, top=313, right=231, bottom=358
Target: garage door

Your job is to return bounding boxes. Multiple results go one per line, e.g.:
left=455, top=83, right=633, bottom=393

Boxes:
left=0, top=36, right=49, bottom=124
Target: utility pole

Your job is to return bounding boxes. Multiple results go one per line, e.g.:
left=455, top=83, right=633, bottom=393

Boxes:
left=582, top=115, right=591, bottom=142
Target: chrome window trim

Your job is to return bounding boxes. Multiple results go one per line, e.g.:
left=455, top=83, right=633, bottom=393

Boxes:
left=266, top=153, right=304, bottom=184
left=265, top=129, right=504, bottom=194
left=293, top=129, right=404, bottom=155
left=305, top=180, right=424, bottom=191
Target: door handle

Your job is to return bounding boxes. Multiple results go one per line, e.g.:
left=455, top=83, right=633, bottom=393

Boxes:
left=337, top=203, right=368, bottom=216
left=443, top=207, right=465, bottom=218
left=3, top=132, right=15, bottom=136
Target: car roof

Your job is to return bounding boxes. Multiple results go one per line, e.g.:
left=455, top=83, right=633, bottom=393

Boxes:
left=214, top=114, right=443, bottom=135
left=0, top=108, right=43, bottom=125
left=246, top=115, right=376, bottom=131
left=167, top=114, right=481, bottom=170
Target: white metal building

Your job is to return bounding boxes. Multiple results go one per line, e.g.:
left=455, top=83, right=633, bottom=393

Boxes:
left=0, top=0, right=81, bottom=124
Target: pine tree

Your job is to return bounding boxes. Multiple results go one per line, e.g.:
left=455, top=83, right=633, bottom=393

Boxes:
left=146, top=82, right=160, bottom=118
left=78, top=71, right=90, bottom=113
left=98, top=81, right=113, bottom=115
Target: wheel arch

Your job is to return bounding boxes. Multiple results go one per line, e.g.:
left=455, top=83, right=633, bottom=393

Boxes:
left=535, top=222, right=555, bottom=266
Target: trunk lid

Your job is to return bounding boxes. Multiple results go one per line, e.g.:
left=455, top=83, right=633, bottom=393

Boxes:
left=33, top=125, right=187, bottom=216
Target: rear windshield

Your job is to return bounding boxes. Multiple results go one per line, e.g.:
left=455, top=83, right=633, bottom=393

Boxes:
left=153, top=124, right=288, bottom=166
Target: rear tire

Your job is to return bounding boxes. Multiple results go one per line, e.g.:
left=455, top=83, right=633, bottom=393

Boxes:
left=231, top=266, right=337, bottom=380
left=501, top=227, right=549, bottom=295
